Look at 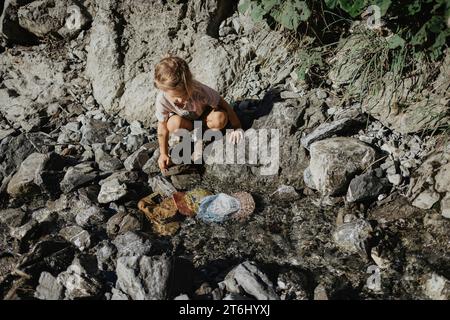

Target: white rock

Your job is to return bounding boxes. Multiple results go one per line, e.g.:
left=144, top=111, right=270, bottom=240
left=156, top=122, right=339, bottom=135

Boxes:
left=387, top=173, right=402, bottom=186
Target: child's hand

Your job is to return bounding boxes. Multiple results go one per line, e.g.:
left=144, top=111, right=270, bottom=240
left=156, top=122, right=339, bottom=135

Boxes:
left=158, top=153, right=171, bottom=171
left=227, top=129, right=244, bottom=144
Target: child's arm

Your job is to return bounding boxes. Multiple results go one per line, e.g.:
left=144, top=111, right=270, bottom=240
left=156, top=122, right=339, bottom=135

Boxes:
left=218, top=97, right=241, bottom=129
left=157, top=121, right=171, bottom=170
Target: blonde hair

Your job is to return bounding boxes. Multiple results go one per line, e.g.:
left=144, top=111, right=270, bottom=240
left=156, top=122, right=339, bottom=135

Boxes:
left=154, top=54, right=196, bottom=97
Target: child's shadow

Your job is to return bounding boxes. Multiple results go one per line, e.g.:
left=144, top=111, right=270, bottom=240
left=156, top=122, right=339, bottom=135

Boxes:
left=231, top=88, right=282, bottom=130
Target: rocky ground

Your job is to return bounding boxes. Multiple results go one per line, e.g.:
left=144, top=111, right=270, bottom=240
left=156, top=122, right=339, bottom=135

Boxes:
left=0, top=0, right=449, bottom=300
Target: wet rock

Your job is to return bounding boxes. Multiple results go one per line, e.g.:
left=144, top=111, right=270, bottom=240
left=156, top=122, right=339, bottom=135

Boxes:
left=346, top=171, right=389, bottom=203
left=112, top=231, right=152, bottom=257
left=423, top=273, right=450, bottom=300
left=435, top=163, right=450, bottom=193
left=301, top=117, right=362, bottom=150
left=6, top=152, right=49, bottom=197
left=106, top=211, right=141, bottom=238
left=97, top=178, right=127, bottom=204
left=224, top=261, right=279, bottom=300
left=17, top=0, right=67, bottom=38
left=34, top=271, right=64, bottom=300
left=306, top=137, right=377, bottom=196
left=114, top=254, right=172, bottom=300
left=412, top=188, right=440, bottom=210
left=59, top=226, right=91, bottom=251
left=124, top=144, right=153, bottom=171
left=60, top=162, right=97, bottom=193
left=332, top=219, right=372, bottom=254
left=0, top=208, right=26, bottom=228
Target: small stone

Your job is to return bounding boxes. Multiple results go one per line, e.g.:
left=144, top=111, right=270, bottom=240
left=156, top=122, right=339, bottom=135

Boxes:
left=80, top=117, right=111, bottom=146
left=346, top=171, right=388, bottom=203
left=95, top=148, right=123, bottom=172
left=35, top=272, right=65, bottom=300
left=59, top=226, right=91, bottom=251
left=106, top=212, right=141, bottom=238
left=387, top=173, right=402, bottom=186
left=412, top=188, right=440, bottom=210
left=423, top=273, right=450, bottom=300
left=149, top=176, right=177, bottom=197
left=174, top=294, right=190, bottom=300
left=115, top=255, right=172, bottom=300
left=7, top=153, right=49, bottom=197
left=223, top=261, right=279, bottom=300
left=435, top=163, right=450, bottom=193
left=314, top=284, right=328, bottom=300
left=301, top=118, right=360, bottom=150
left=315, top=89, right=328, bottom=100
left=280, top=91, right=302, bottom=99
left=96, top=241, right=117, bottom=271
left=97, top=178, right=127, bottom=204
left=0, top=208, right=26, bottom=228
left=333, top=219, right=372, bottom=254
left=10, top=219, right=39, bottom=240
left=125, top=134, right=145, bottom=153
left=270, top=185, right=300, bottom=201
left=142, top=150, right=160, bottom=175
left=124, top=145, right=152, bottom=171
left=75, top=205, right=105, bottom=228
left=129, top=121, right=147, bottom=136
left=441, top=193, right=450, bottom=219
left=112, top=231, right=152, bottom=257
left=171, top=173, right=201, bottom=190
left=60, top=163, right=97, bottom=193
left=57, top=257, right=102, bottom=300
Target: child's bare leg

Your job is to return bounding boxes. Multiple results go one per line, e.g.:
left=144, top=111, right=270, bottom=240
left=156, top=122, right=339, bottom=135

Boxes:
left=167, top=115, right=193, bottom=132
left=204, top=110, right=228, bottom=130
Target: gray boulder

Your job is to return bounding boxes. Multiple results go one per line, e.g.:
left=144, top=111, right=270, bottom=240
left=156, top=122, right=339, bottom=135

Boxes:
left=60, top=162, right=97, bottom=193
left=86, top=0, right=123, bottom=115
left=115, top=255, right=172, bottom=300
left=97, top=178, right=127, bottom=204
left=17, top=0, right=67, bottom=37
left=59, top=225, right=91, bottom=251
left=306, top=137, right=377, bottom=196
left=224, top=261, right=279, bottom=300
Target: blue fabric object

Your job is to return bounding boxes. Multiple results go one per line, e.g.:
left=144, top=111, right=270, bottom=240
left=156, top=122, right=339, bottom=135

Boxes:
left=197, top=193, right=240, bottom=223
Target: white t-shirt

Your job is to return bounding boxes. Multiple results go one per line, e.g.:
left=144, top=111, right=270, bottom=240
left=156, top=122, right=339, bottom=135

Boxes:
left=155, top=80, right=221, bottom=122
